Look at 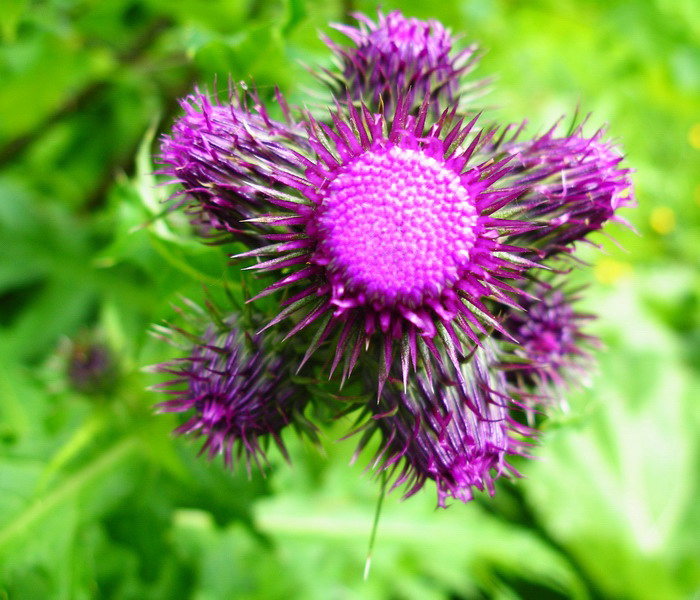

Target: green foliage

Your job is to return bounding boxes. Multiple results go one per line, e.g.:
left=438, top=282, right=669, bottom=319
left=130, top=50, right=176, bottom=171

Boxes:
left=1, top=0, right=698, bottom=598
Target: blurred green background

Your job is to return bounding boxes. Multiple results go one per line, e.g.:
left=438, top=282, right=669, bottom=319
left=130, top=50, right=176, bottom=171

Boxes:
left=1, top=0, right=699, bottom=598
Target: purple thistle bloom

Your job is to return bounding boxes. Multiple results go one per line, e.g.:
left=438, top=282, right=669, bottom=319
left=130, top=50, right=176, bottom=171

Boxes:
left=501, top=126, right=635, bottom=256
left=503, top=282, right=598, bottom=392
left=67, top=340, right=117, bottom=395
left=149, top=8, right=637, bottom=507
left=236, top=96, right=548, bottom=390
left=159, top=87, right=310, bottom=242
left=153, top=320, right=312, bottom=473
left=354, top=344, right=533, bottom=507
left=322, top=10, right=485, bottom=115
left=158, top=14, right=633, bottom=395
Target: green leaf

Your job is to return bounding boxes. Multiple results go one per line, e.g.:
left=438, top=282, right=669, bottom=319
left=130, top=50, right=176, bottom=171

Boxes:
left=522, top=290, right=700, bottom=599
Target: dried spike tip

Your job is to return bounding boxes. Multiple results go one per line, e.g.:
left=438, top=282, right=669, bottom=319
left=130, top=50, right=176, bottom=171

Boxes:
left=357, top=343, right=533, bottom=507
left=152, top=317, right=313, bottom=474
left=322, top=10, right=487, bottom=116
left=503, top=281, right=599, bottom=394
left=236, top=94, right=552, bottom=388
left=158, top=87, right=310, bottom=243
left=500, top=127, right=635, bottom=257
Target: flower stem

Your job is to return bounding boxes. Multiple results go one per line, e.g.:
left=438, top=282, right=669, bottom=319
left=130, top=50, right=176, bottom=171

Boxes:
left=364, top=470, right=387, bottom=580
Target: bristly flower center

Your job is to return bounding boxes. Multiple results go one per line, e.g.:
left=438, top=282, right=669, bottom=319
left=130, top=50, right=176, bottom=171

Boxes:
left=315, top=146, right=479, bottom=306
left=365, top=14, right=451, bottom=62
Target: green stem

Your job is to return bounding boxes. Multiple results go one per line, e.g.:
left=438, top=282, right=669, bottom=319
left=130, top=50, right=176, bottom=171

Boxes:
left=364, top=471, right=387, bottom=580
left=35, top=413, right=106, bottom=493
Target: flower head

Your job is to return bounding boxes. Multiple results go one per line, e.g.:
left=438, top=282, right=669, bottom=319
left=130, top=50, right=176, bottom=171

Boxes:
left=159, top=88, right=309, bottom=242
left=153, top=318, right=312, bottom=472
left=151, top=8, right=636, bottom=507
left=237, top=96, right=546, bottom=389
left=322, top=10, right=485, bottom=115
left=66, top=338, right=117, bottom=395
left=501, top=127, right=635, bottom=256
left=503, top=282, right=597, bottom=392
left=355, top=344, right=532, bottom=506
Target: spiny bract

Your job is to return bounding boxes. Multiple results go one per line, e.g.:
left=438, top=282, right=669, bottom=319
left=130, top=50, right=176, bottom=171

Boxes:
left=153, top=10, right=634, bottom=506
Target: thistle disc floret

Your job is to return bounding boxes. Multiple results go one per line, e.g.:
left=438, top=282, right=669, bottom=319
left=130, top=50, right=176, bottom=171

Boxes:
left=315, top=145, right=479, bottom=307
left=357, top=11, right=453, bottom=66
left=153, top=321, right=312, bottom=471
left=234, top=98, right=543, bottom=384
left=503, top=283, right=596, bottom=393
left=323, top=10, right=478, bottom=115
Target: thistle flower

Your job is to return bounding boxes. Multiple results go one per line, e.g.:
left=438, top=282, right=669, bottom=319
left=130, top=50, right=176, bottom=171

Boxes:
left=153, top=318, right=312, bottom=472
left=354, top=344, right=533, bottom=506
left=236, top=96, right=549, bottom=389
left=159, top=87, right=309, bottom=242
left=321, top=10, right=485, bottom=115
left=503, top=282, right=597, bottom=392
left=160, top=19, right=633, bottom=393
left=151, top=8, right=636, bottom=507
left=66, top=339, right=117, bottom=395
left=500, top=127, right=635, bottom=256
